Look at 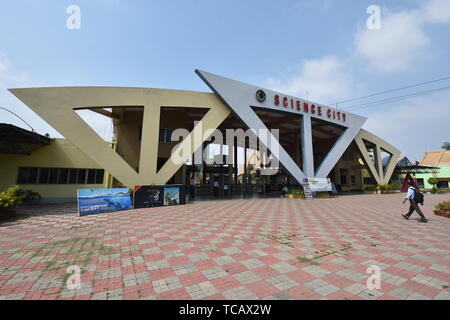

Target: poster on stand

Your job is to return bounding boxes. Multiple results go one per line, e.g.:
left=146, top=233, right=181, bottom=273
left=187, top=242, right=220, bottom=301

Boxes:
left=77, top=188, right=132, bottom=216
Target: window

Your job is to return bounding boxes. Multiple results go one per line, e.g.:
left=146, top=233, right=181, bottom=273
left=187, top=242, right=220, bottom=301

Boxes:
left=351, top=175, right=356, bottom=185
left=159, top=128, right=173, bottom=143
left=87, top=169, right=96, bottom=184
left=340, top=169, right=348, bottom=185
left=38, top=168, right=50, bottom=184
left=437, top=181, right=449, bottom=189
left=416, top=178, right=425, bottom=188
left=17, top=167, right=105, bottom=185
left=364, top=177, right=375, bottom=185
left=58, top=169, right=69, bottom=184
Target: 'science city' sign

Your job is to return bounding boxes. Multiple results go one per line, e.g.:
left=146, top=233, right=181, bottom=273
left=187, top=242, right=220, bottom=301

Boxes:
left=256, top=90, right=347, bottom=122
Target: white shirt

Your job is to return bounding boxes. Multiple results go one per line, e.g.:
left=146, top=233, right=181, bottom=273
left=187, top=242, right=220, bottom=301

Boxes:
left=406, top=186, right=415, bottom=199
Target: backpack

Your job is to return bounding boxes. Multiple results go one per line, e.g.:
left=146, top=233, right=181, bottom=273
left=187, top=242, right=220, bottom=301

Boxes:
left=414, top=188, right=424, bottom=206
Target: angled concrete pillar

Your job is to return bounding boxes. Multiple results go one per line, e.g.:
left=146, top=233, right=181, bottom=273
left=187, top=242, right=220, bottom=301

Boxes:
left=301, top=115, right=315, bottom=178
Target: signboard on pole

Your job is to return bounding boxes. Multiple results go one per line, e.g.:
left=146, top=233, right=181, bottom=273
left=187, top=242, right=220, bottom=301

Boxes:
left=302, top=183, right=313, bottom=200
left=305, top=178, right=332, bottom=192
left=77, top=188, right=132, bottom=216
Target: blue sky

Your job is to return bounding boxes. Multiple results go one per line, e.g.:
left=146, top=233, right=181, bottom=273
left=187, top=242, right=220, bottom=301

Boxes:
left=0, top=0, right=449, bottom=162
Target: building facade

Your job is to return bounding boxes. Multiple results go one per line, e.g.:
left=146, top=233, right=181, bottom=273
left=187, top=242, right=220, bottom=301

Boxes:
left=416, top=151, right=450, bottom=189
left=3, top=70, right=401, bottom=201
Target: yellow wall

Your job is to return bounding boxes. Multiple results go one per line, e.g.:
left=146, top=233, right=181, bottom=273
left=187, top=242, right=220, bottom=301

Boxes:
left=0, top=139, right=108, bottom=200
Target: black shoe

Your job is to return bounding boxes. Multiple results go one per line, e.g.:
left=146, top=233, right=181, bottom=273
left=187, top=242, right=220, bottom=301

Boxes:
left=418, top=218, right=428, bottom=223
left=402, top=214, right=409, bottom=220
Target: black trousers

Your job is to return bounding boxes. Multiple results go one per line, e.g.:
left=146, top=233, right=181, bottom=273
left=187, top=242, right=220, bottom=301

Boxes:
left=405, top=199, right=427, bottom=220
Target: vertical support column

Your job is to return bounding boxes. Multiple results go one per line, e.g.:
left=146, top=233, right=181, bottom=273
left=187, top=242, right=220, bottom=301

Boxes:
left=234, top=141, right=238, bottom=183
left=302, top=115, right=315, bottom=178
left=243, top=141, right=247, bottom=194
left=138, top=93, right=161, bottom=185
left=375, top=145, right=383, bottom=182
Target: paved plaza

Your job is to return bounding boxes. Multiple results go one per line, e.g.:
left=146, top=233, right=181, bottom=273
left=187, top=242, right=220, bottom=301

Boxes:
left=0, top=193, right=449, bottom=300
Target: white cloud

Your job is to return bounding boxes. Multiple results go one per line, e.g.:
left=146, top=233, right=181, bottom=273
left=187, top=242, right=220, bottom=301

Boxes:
left=264, top=56, right=362, bottom=105
left=355, top=10, right=430, bottom=73
left=422, top=0, right=450, bottom=24
left=355, top=0, right=450, bottom=73
left=363, top=91, right=450, bottom=162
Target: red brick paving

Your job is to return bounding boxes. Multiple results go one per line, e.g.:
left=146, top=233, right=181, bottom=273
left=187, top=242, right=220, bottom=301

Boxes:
left=0, top=194, right=449, bottom=300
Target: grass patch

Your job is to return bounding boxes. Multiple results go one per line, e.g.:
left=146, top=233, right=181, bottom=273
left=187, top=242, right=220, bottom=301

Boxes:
left=297, top=257, right=320, bottom=266
left=261, top=233, right=297, bottom=248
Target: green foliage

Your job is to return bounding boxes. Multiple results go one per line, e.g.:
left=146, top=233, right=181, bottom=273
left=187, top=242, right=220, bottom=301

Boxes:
left=0, top=185, right=24, bottom=211
left=434, top=200, right=450, bottom=212
left=428, top=177, right=439, bottom=186
left=364, top=185, right=377, bottom=192
left=378, top=184, right=393, bottom=191
left=286, top=188, right=304, bottom=196
left=442, top=142, right=450, bottom=150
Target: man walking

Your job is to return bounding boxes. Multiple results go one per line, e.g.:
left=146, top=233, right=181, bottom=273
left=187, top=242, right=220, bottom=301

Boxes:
left=402, top=180, right=428, bottom=223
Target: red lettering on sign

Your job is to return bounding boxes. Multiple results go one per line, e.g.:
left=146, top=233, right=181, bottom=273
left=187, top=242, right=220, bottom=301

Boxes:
left=337, top=112, right=341, bottom=121
left=274, top=95, right=280, bottom=106
left=318, top=106, right=322, bottom=116
left=296, top=100, right=301, bottom=111
left=327, top=109, right=331, bottom=118
left=311, top=104, right=316, bottom=114
left=283, top=97, right=288, bottom=107
left=342, top=113, right=346, bottom=122
left=303, top=102, right=309, bottom=113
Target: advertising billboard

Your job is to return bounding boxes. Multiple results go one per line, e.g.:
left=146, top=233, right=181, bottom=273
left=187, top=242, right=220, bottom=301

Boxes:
left=134, top=185, right=186, bottom=209
left=77, top=188, right=132, bottom=216
left=304, top=178, right=332, bottom=193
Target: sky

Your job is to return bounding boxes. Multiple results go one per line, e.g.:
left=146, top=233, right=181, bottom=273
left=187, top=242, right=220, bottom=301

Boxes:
left=0, top=0, right=449, bottom=162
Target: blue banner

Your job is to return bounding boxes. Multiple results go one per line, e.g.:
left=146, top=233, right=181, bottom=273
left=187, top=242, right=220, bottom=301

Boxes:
left=77, top=188, right=132, bottom=216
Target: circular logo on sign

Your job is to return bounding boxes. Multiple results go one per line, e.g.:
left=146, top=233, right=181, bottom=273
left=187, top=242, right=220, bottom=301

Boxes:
left=256, top=90, right=266, bottom=103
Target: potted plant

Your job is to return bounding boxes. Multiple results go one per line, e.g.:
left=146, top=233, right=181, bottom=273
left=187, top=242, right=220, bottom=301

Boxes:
left=434, top=200, right=450, bottom=218
left=0, top=185, right=24, bottom=219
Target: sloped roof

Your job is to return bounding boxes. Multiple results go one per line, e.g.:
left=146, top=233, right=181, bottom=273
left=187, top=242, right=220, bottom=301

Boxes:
left=0, top=123, right=52, bottom=155
left=420, top=151, right=450, bottom=167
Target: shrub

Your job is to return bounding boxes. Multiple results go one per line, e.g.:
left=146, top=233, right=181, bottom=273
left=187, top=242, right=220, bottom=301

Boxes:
left=434, top=200, right=450, bottom=213
left=287, top=188, right=304, bottom=196
left=0, top=185, right=24, bottom=212
left=379, top=184, right=393, bottom=192
left=365, top=186, right=377, bottom=192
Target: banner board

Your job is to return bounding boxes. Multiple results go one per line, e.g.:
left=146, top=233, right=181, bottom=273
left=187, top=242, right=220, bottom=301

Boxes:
left=134, top=185, right=186, bottom=209
left=77, top=188, right=132, bottom=216
left=304, top=178, right=332, bottom=193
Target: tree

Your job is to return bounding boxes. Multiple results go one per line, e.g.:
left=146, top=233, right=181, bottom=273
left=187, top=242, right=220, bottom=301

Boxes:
left=442, top=142, right=450, bottom=150
left=428, top=177, right=439, bottom=193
